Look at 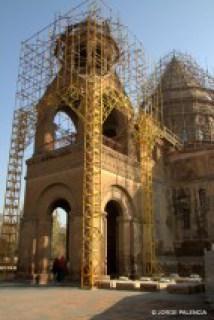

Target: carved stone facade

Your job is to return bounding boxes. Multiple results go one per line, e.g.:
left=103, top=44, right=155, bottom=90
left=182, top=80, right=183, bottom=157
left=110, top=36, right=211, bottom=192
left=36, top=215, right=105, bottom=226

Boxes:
left=166, top=148, right=214, bottom=273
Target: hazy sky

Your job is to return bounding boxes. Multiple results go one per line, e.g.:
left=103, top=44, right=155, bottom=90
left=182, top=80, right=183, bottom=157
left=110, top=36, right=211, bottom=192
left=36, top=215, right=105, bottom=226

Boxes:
left=1, top=0, right=214, bottom=211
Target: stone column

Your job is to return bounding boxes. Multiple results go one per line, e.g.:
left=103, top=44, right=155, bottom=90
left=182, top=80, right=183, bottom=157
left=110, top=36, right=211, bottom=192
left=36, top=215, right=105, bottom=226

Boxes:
left=17, top=218, right=37, bottom=279
left=102, top=212, right=108, bottom=277
left=69, top=214, right=82, bottom=281
left=118, top=216, right=131, bottom=276
left=34, top=118, right=55, bottom=154
left=35, top=220, right=51, bottom=284
left=131, top=218, right=142, bottom=277
left=43, top=122, right=55, bottom=152
left=204, top=247, right=214, bottom=307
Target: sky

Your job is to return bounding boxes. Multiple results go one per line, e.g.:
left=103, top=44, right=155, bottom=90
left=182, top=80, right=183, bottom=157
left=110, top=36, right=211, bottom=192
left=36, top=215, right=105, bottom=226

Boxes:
left=1, top=0, right=214, bottom=212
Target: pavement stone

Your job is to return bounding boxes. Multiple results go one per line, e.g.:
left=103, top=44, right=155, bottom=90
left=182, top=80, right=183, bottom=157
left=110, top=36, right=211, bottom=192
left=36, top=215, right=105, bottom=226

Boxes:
left=0, top=285, right=213, bottom=320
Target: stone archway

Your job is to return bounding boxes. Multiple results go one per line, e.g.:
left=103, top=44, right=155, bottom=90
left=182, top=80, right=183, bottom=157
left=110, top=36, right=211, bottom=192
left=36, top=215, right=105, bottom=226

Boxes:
left=102, top=185, right=135, bottom=278
left=49, top=198, right=71, bottom=262
left=105, top=200, right=121, bottom=278
left=32, top=183, right=79, bottom=282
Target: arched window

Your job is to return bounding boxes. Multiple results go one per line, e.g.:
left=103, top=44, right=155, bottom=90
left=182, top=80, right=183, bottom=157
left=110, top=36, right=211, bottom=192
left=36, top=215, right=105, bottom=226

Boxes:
left=54, top=111, right=77, bottom=149
left=103, top=110, right=118, bottom=139
left=102, top=108, right=127, bottom=153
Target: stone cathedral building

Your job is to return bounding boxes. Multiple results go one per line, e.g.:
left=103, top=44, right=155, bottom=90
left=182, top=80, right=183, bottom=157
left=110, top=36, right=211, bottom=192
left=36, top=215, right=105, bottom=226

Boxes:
left=16, top=15, right=214, bottom=284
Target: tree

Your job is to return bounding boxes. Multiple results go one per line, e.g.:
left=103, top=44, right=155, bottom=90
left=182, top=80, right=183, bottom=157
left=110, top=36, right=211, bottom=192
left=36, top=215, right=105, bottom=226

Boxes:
left=52, top=211, right=66, bottom=258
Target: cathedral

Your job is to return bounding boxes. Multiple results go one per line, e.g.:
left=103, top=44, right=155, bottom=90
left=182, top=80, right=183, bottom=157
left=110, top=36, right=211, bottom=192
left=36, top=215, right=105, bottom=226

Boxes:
left=7, top=7, right=213, bottom=285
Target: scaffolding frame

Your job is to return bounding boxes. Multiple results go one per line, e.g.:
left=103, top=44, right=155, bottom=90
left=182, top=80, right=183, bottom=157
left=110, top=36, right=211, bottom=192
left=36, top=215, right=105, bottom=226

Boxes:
left=153, top=50, right=214, bottom=147
left=152, top=51, right=214, bottom=256
left=1, top=0, right=185, bottom=285
left=1, top=0, right=146, bottom=286
left=136, top=71, right=182, bottom=274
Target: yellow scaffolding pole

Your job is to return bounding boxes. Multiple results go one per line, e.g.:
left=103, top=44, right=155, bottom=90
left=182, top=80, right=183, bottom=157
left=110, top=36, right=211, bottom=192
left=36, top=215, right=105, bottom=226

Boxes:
left=138, top=113, right=161, bottom=275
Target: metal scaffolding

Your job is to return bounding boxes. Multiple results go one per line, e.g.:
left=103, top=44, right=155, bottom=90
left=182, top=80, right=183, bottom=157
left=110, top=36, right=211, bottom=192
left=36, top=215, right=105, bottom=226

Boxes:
left=136, top=72, right=182, bottom=274
left=153, top=51, right=214, bottom=147
left=1, top=0, right=184, bottom=284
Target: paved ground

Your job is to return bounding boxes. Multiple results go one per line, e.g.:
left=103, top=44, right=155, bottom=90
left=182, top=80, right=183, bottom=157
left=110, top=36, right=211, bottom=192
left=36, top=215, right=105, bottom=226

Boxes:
left=0, top=285, right=213, bottom=320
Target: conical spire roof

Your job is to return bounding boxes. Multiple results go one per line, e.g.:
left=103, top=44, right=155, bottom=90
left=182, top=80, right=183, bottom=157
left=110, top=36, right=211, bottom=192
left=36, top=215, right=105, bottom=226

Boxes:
left=161, top=55, right=201, bottom=90
left=159, top=52, right=214, bottom=102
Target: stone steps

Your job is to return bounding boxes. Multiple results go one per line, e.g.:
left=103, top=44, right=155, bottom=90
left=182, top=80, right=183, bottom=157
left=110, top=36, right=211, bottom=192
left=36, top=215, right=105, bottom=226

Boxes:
left=96, top=279, right=205, bottom=294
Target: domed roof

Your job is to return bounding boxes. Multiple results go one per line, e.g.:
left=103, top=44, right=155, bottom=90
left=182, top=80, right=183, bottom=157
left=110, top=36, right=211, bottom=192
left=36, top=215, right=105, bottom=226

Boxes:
left=160, top=52, right=214, bottom=102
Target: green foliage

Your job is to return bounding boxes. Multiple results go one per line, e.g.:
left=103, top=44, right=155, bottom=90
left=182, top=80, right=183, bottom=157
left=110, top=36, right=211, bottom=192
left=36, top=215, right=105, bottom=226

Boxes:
left=52, top=212, right=66, bottom=258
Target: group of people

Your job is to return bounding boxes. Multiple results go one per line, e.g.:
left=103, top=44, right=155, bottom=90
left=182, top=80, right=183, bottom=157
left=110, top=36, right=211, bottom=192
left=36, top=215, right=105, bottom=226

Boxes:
left=52, top=256, right=68, bottom=282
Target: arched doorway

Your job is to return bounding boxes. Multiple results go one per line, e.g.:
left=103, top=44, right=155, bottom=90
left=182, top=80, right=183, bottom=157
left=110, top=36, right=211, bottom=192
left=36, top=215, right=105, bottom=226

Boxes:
left=50, top=199, right=71, bottom=262
left=105, top=200, right=121, bottom=278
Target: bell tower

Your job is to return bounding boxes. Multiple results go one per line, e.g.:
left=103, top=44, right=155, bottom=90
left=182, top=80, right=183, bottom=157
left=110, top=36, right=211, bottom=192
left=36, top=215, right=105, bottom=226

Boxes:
left=17, top=8, right=143, bottom=287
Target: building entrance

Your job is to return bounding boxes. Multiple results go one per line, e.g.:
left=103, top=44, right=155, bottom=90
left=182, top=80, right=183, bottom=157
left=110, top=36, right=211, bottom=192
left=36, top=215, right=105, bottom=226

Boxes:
left=105, top=200, right=121, bottom=278
left=50, top=199, right=70, bottom=263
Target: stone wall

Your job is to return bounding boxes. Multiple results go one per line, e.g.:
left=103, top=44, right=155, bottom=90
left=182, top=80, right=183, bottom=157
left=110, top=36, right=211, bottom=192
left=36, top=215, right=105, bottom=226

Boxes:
left=204, top=248, right=214, bottom=305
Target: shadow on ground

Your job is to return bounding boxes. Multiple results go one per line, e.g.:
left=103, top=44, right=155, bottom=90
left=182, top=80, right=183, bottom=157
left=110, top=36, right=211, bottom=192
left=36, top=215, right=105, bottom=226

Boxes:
left=0, top=284, right=213, bottom=320
left=90, top=292, right=214, bottom=320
